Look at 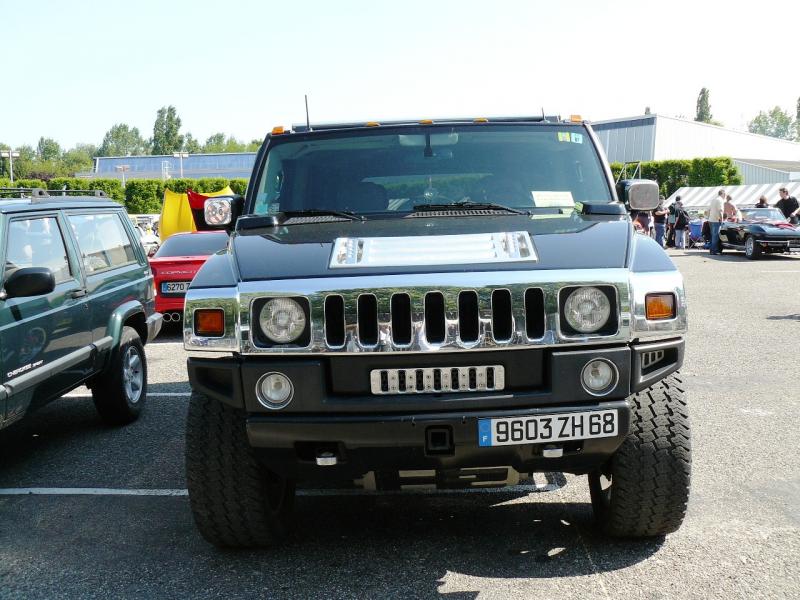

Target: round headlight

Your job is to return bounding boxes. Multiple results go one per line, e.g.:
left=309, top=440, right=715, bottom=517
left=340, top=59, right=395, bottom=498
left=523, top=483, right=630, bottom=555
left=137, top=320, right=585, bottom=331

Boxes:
left=257, top=372, right=294, bottom=409
left=564, top=287, right=611, bottom=334
left=581, top=359, right=617, bottom=396
left=259, top=298, right=307, bottom=344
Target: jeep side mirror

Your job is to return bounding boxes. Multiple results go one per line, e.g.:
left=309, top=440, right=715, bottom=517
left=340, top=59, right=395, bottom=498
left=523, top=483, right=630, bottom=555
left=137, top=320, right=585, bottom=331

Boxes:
left=201, top=195, right=243, bottom=231
left=3, top=267, right=56, bottom=299
left=617, top=179, right=660, bottom=211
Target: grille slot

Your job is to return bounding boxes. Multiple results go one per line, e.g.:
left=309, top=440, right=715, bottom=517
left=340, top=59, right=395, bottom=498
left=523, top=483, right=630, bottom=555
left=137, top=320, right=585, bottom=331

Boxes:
left=524, top=288, right=545, bottom=339
left=491, top=289, right=513, bottom=341
left=324, top=295, right=345, bottom=347
left=357, top=294, right=379, bottom=346
left=391, top=294, right=412, bottom=345
left=424, top=292, right=446, bottom=344
left=641, top=349, right=665, bottom=370
left=458, top=291, right=480, bottom=343
left=370, top=365, right=505, bottom=394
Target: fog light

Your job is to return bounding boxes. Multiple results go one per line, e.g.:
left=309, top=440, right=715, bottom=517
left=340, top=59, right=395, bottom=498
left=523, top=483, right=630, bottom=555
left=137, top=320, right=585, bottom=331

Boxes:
left=581, top=359, right=617, bottom=396
left=256, top=372, right=294, bottom=409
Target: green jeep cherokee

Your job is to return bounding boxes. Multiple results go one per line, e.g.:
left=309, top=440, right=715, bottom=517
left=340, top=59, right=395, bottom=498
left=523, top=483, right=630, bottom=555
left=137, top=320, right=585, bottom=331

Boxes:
left=0, top=188, right=162, bottom=430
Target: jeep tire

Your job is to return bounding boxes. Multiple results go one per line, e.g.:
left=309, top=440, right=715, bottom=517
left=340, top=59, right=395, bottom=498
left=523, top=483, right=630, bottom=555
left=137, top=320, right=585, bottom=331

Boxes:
left=186, top=391, right=295, bottom=548
left=589, top=373, right=691, bottom=537
left=92, top=326, right=147, bottom=425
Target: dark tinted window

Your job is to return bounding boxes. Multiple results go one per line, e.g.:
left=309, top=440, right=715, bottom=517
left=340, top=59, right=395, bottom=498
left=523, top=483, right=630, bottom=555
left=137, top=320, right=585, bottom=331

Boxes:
left=155, top=232, right=228, bottom=257
left=254, top=125, right=611, bottom=215
left=4, top=216, right=72, bottom=284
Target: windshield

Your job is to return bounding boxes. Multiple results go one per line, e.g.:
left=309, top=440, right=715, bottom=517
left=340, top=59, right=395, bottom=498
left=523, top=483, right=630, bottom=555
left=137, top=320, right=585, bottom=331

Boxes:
left=740, top=208, right=785, bottom=222
left=251, top=125, right=612, bottom=216
left=155, top=232, right=228, bottom=257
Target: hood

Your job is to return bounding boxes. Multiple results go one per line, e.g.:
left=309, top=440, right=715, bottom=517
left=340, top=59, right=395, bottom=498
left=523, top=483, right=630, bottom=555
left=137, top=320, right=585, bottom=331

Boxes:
left=232, top=214, right=631, bottom=281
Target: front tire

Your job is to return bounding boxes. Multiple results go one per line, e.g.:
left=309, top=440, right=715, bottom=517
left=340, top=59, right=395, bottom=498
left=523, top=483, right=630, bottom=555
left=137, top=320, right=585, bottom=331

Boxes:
left=92, top=326, right=146, bottom=425
left=186, top=391, right=295, bottom=548
left=589, top=373, right=691, bottom=537
left=744, top=236, right=762, bottom=260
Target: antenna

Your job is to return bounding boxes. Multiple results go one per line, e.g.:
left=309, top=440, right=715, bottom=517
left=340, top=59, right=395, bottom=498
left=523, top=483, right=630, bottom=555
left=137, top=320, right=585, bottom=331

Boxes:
left=541, top=107, right=547, bottom=123
left=305, top=94, right=312, bottom=131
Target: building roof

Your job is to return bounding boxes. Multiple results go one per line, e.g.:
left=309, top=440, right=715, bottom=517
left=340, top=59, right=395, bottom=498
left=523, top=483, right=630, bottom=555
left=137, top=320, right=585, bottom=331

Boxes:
left=733, top=159, right=800, bottom=173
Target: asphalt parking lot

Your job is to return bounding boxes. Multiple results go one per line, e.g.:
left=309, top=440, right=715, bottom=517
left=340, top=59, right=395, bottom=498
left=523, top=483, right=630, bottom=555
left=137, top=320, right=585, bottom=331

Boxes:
left=1, top=249, right=798, bottom=599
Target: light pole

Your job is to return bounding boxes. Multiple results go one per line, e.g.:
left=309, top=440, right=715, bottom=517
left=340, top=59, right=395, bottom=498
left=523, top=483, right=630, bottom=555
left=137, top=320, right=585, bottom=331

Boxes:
left=0, top=150, right=20, bottom=183
left=115, top=164, right=131, bottom=187
left=173, top=152, right=188, bottom=178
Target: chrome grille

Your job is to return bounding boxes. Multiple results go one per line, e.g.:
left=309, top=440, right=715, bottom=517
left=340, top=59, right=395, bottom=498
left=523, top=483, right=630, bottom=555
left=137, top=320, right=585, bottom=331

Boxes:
left=370, top=365, right=505, bottom=394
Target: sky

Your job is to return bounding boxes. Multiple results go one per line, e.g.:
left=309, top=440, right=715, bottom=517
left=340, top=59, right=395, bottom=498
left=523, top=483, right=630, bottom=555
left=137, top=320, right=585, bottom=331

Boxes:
left=1, top=0, right=797, bottom=149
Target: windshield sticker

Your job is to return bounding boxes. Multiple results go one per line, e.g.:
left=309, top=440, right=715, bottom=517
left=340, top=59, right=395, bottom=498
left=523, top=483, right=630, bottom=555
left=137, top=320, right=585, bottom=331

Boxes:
left=531, top=191, right=575, bottom=208
left=557, top=132, right=571, bottom=142
left=571, top=132, right=584, bottom=144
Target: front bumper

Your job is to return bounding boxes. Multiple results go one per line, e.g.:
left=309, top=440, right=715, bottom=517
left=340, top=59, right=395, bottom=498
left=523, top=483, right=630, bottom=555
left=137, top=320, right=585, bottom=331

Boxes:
left=188, top=338, right=683, bottom=481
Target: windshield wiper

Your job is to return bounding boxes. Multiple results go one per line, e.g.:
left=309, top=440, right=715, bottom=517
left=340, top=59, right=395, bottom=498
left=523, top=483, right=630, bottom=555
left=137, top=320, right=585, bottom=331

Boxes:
left=283, top=209, right=365, bottom=221
left=411, top=201, right=527, bottom=215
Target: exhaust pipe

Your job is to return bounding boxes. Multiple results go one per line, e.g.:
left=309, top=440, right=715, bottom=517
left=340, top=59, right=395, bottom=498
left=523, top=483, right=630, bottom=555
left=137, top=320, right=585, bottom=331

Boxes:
left=163, top=313, right=172, bottom=322
left=162, top=312, right=182, bottom=323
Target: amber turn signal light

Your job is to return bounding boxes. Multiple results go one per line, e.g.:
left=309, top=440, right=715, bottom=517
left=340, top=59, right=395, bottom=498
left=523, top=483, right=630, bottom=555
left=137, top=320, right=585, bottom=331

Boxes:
left=645, top=293, right=676, bottom=320
left=195, top=309, right=225, bottom=337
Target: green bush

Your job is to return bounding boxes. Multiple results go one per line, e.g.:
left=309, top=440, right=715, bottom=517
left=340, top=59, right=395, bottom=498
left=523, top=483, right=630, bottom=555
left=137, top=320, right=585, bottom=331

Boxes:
left=610, top=157, right=741, bottom=197
left=0, top=177, right=11, bottom=188
left=14, top=178, right=47, bottom=189
left=46, top=177, right=125, bottom=203
left=193, top=178, right=228, bottom=193
left=229, top=179, right=249, bottom=196
left=124, top=180, right=164, bottom=214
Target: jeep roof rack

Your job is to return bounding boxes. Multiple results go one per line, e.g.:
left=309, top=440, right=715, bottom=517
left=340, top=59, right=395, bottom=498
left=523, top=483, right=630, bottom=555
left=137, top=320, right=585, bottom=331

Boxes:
left=0, top=187, right=109, bottom=202
left=290, top=115, right=564, bottom=133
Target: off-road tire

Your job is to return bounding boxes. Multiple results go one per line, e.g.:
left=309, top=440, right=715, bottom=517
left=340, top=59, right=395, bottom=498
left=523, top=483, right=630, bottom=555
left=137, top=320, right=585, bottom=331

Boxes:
left=186, top=391, right=295, bottom=548
left=589, top=373, right=691, bottom=537
left=744, top=236, right=762, bottom=260
left=92, top=326, right=146, bottom=425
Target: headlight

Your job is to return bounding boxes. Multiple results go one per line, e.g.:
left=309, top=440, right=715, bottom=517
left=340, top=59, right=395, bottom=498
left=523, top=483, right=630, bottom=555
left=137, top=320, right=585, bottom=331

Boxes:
left=563, top=286, right=611, bottom=334
left=259, top=298, right=307, bottom=344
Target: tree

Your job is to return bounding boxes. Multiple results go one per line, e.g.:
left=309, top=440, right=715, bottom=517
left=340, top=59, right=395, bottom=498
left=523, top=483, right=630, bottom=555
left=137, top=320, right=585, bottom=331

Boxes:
left=62, top=143, right=97, bottom=174
left=747, top=106, right=795, bottom=140
left=695, top=88, right=712, bottom=123
left=183, top=133, right=201, bottom=154
left=151, top=105, right=184, bottom=155
left=99, top=123, right=147, bottom=156
left=203, top=132, right=226, bottom=153
left=246, top=138, right=262, bottom=152
left=36, top=137, right=62, bottom=161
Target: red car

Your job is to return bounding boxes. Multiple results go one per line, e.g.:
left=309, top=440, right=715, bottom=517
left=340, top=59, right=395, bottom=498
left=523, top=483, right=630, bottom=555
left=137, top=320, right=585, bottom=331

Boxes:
left=149, top=231, right=229, bottom=324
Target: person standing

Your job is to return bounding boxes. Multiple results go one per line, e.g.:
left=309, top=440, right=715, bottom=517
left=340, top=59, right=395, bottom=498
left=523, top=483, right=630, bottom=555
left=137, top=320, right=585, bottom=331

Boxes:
left=775, top=187, right=800, bottom=223
left=666, top=201, right=677, bottom=247
left=674, top=200, right=689, bottom=249
left=708, top=189, right=725, bottom=255
left=724, top=194, right=740, bottom=222
left=755, top=195, right=769, bottom=208
left=653, top=198, right=667, bottom=247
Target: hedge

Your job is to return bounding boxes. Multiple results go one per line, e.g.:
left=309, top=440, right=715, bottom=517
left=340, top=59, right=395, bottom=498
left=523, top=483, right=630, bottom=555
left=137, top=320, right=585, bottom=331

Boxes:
left=610, top=157, right=742, bottom=197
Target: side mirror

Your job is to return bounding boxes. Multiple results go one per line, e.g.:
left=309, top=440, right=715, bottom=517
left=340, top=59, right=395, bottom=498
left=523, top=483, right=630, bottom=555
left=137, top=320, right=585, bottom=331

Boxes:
left=617, top=179, right=660, bottom=211
left=202, top=195, right=243, bottom=230
left=3, top=267, right=56, bottom=299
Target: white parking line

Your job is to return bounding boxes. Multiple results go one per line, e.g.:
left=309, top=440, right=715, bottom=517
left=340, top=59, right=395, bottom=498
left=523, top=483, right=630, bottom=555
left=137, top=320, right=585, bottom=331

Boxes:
left=0, top=477, right=564, bottom=498
left=759, top=270, right=800, bottom=273
left=63, top=392, right=191, bottom=398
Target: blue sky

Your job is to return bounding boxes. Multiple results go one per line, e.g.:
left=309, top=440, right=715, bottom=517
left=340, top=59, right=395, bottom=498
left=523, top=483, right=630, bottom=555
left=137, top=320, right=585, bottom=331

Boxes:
left=1, top=0, right=795, bottom=148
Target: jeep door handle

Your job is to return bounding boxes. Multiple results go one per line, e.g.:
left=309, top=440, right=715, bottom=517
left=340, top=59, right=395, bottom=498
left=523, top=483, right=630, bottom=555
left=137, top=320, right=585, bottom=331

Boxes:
left=70, top=289, right=88, bottom=298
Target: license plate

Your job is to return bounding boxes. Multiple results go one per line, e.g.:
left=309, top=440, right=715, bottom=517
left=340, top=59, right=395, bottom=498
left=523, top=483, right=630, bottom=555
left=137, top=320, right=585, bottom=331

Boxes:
left=161, top=281, right=190, bottom=293
left=478, top=409, right=618, bottom=447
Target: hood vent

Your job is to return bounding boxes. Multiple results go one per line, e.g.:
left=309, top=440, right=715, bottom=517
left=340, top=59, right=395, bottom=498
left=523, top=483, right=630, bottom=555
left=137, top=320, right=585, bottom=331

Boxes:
left=329, top=231, right=537, bottom=268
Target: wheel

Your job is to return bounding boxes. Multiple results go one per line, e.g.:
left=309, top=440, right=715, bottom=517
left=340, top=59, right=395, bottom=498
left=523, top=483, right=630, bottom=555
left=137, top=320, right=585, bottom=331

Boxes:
left=744, top=236, right=762, bottom=260
left=589, top=373, right=691, bottom=537
left=185, top=391, right=295, bottom=548
left=92, top=326, right=146, bottom=425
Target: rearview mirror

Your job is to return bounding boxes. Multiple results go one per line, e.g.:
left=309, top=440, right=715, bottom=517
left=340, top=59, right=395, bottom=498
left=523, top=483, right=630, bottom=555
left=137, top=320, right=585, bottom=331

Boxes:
left=617, top=179, right=660, bottom=211
left=3, top=267, right=56, bottom=299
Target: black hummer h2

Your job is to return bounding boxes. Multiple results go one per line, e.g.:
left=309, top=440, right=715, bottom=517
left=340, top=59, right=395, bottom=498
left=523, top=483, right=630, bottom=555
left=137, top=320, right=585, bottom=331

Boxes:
left=183, top=117, right=690, bottom=547
left=1, top=188, right=162, bottom=431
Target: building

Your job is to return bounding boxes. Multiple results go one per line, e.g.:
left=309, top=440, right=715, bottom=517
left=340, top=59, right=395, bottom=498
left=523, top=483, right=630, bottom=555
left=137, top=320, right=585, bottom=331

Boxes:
left=592, top=114, right=800, bottom=184
left=81, top=152, right=257, bottom=181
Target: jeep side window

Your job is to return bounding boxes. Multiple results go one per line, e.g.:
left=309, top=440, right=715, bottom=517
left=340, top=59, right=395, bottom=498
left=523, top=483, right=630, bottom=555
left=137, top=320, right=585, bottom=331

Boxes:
left=67, top=213, right=138, bottom=273
left=3, top=216, right=72, bottom=285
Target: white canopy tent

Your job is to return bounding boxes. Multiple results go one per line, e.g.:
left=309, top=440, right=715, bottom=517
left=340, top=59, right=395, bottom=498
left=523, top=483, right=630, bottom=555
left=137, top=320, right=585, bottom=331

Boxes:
left=665, top=182, right=800, bottom=210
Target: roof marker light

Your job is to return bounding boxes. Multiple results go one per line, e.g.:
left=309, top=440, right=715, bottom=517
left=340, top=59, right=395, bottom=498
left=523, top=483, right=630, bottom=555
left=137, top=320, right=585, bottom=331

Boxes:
left=365, top=121, right=381, bottom=127
left=419, top=119, right=434, bottom=125
left=271, top=126, right=286, bottom=135
left=570, top=115, right=583, bottom=123
left=474, top=117, right=489, bottom=123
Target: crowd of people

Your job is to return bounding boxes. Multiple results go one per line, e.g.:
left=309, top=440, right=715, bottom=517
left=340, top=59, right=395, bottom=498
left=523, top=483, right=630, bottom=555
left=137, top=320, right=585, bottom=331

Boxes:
left=631, top=187, right=799, bottom=255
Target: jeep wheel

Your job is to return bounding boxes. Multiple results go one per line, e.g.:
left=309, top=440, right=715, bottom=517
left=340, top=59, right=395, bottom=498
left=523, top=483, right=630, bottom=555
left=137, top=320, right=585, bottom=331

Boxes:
left=186, top=391, right=295, bottom=548
left=744, top=236, right=762, bottom=260
left=589, top=373, right=691, bottom=537
left=92, top=326, right=147, bottom=425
